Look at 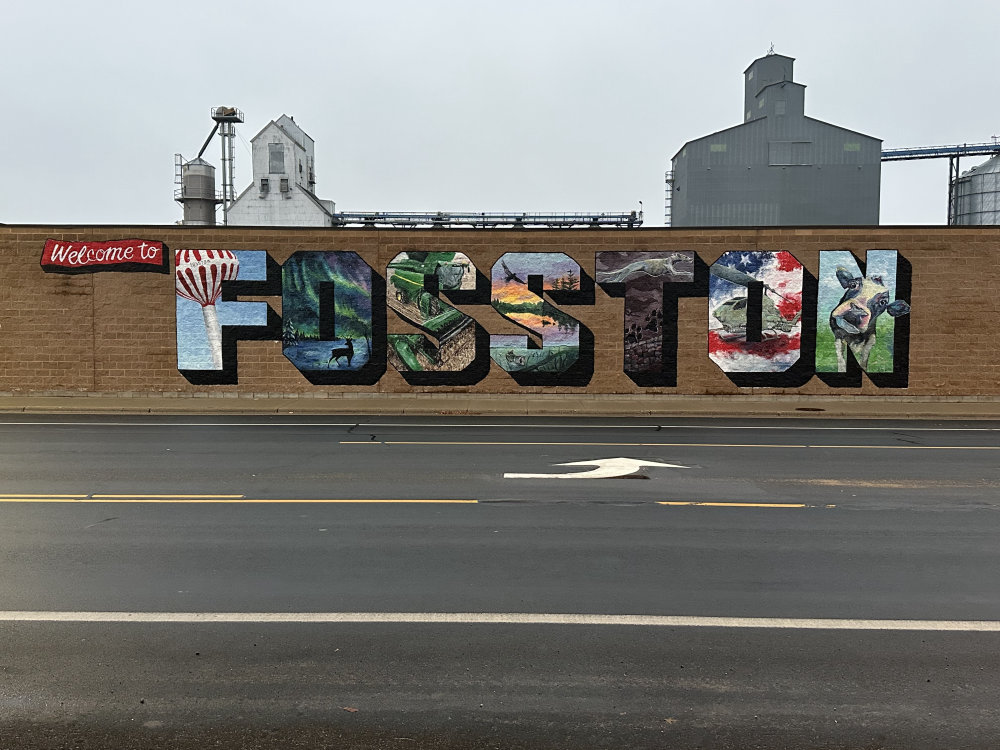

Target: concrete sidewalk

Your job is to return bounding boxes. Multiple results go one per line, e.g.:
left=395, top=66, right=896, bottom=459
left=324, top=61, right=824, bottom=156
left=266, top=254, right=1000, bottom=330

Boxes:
left=1, top=393, right=999, bottom=419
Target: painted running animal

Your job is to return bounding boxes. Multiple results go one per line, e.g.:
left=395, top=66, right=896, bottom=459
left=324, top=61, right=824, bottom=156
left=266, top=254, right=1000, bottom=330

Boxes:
left=597, top=253, right=691, bottom=284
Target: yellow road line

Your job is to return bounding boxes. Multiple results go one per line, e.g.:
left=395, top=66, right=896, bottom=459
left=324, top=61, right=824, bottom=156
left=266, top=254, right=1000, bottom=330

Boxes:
left=91, top=494, right=245, bottom=499
left=221, top=499, right=478, bottom=504
left=0, top=494, right=85, bottom=498
left=342, top=440, right=1000, bottom=450
left=0, top=497, right=476, bottom=504
left=0, top=498, right=91, bottom=503
left=658, top=501, right=820, bottom=508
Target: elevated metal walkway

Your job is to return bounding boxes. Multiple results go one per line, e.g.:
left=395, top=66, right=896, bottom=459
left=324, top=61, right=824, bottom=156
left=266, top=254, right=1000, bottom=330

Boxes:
left=881, top=140, right=1000, bottom=224
left=329, top=210, right=642, bottom=229
left=881, top=142, right=1000, bottom=161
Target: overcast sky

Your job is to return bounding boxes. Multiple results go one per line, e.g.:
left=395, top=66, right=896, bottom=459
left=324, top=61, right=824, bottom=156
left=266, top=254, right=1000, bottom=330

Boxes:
left=3, top=0, right=998, bottom=227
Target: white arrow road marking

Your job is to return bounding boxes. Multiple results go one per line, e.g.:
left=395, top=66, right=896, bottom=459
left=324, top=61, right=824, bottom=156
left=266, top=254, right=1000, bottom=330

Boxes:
left=504, top=457, right=689, bottom=480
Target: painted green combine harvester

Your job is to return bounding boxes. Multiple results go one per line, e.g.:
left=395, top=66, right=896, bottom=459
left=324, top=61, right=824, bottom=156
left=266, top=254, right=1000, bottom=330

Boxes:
left=387, top=253, right=472, bottom=371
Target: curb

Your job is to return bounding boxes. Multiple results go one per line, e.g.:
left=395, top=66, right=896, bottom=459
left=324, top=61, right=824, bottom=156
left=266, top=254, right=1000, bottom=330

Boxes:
left=1, top=395, right=999, bottom=420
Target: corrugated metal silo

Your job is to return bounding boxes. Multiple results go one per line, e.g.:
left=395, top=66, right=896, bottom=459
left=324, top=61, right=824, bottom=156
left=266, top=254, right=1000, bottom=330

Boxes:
left=954, top=155, right=1000, bottom=225
left=178, top=158, right=220, bottom=226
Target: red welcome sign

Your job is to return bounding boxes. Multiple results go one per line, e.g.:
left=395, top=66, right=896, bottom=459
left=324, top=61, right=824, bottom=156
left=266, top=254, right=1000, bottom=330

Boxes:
left=41, top=239, right=168, bottom=274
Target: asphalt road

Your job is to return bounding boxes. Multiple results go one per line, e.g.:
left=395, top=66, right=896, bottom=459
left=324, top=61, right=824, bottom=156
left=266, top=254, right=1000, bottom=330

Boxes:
left=1, top=416, right=999, bottom=749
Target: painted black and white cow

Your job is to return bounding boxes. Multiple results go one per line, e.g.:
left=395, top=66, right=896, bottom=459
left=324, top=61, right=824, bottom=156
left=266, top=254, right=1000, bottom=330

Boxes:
left=830, top=267, right=910, bottom=371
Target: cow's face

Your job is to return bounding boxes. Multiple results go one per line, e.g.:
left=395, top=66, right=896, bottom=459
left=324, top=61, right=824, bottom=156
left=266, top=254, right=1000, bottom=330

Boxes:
left=831, top=268, right=910, bottom=335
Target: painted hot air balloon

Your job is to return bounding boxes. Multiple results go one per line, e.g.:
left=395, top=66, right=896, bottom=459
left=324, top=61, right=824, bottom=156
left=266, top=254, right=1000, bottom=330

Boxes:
left=175, top=249, right=240, bottom=369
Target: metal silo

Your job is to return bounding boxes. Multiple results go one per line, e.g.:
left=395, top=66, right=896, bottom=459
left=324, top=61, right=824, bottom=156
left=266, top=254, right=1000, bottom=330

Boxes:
left=176, top=157, right=220, bottom=225
left=954, top=155, right=1000, bottom=225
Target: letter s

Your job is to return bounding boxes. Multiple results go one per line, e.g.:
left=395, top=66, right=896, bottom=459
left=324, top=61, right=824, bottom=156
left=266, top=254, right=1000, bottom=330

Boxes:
left=489, top=252, right=593, bottom=386
left=386, top=251, right=488, bottom=385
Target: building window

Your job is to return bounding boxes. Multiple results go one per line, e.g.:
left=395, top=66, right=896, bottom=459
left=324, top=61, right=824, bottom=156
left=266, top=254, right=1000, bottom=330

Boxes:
left=268, top=143, right=285, bottom=174
left=775, top=100, right=786, bottom=116
left=260, top=178, right=269, bottom=193
left=710, top=143, right=728, bottom=153
left=280, top=178, right=290, bottom=193
left=769, top=141, right=812, bottom=166
left=844, top=143, right=861, bottom=152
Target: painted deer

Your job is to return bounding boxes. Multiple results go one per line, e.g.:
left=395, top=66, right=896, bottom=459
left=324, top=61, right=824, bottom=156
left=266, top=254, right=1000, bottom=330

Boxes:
left=328, top=338, right=355, bottom=367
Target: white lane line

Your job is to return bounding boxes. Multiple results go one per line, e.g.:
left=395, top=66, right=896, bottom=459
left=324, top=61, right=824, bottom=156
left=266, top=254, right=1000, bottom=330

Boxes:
left=658, top=501, right=813, bottom=508
left=343, top=440, right=1000, bottom=451
left=0, top=421, right=996, bottom=432
left=2, top=611, right=999, bottom=631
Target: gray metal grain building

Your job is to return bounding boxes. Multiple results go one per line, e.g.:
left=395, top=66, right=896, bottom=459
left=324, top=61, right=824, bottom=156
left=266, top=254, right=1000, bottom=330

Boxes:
left=668, top=53, right=881, bottom=226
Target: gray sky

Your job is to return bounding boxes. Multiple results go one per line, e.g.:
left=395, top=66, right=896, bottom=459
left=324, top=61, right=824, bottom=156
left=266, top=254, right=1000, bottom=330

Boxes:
left=3, top=0, right=998, bottom=227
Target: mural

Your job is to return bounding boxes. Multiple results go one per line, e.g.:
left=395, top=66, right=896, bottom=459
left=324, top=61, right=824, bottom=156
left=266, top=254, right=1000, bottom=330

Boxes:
left=708, top=251, right=803, bottom=373
left=281, top=251, right=386, bottom=385
left=176, top=249, right=240, bottom=369
left=176, top=249, right=280, bottom=384
left=596, top=251, right=697, bottom=386
left=388, top=251, right=476, bottom=293
left=42, top=238, right=168, bottom=274
left=386, top=252, right=489, bottom=384
left=489, top=252, right=593, bottom=386
left=816, top=250, right=911, bottom=381
left=165, top=245, right=912, bottom=388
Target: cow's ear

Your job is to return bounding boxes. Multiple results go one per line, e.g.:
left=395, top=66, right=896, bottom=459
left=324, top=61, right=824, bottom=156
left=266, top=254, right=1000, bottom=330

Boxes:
left=835, top=267, right=856, bottom=288
left=887, top=300, right=911, bottom=317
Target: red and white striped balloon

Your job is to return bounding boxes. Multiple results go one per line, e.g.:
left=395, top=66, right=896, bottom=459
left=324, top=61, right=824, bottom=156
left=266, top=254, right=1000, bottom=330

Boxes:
left=175, top=249, right=240, bottom=307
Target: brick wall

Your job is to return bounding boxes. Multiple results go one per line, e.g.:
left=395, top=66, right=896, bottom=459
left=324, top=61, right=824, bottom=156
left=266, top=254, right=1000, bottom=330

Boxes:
left=2, top=224, right=998, bottom=397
